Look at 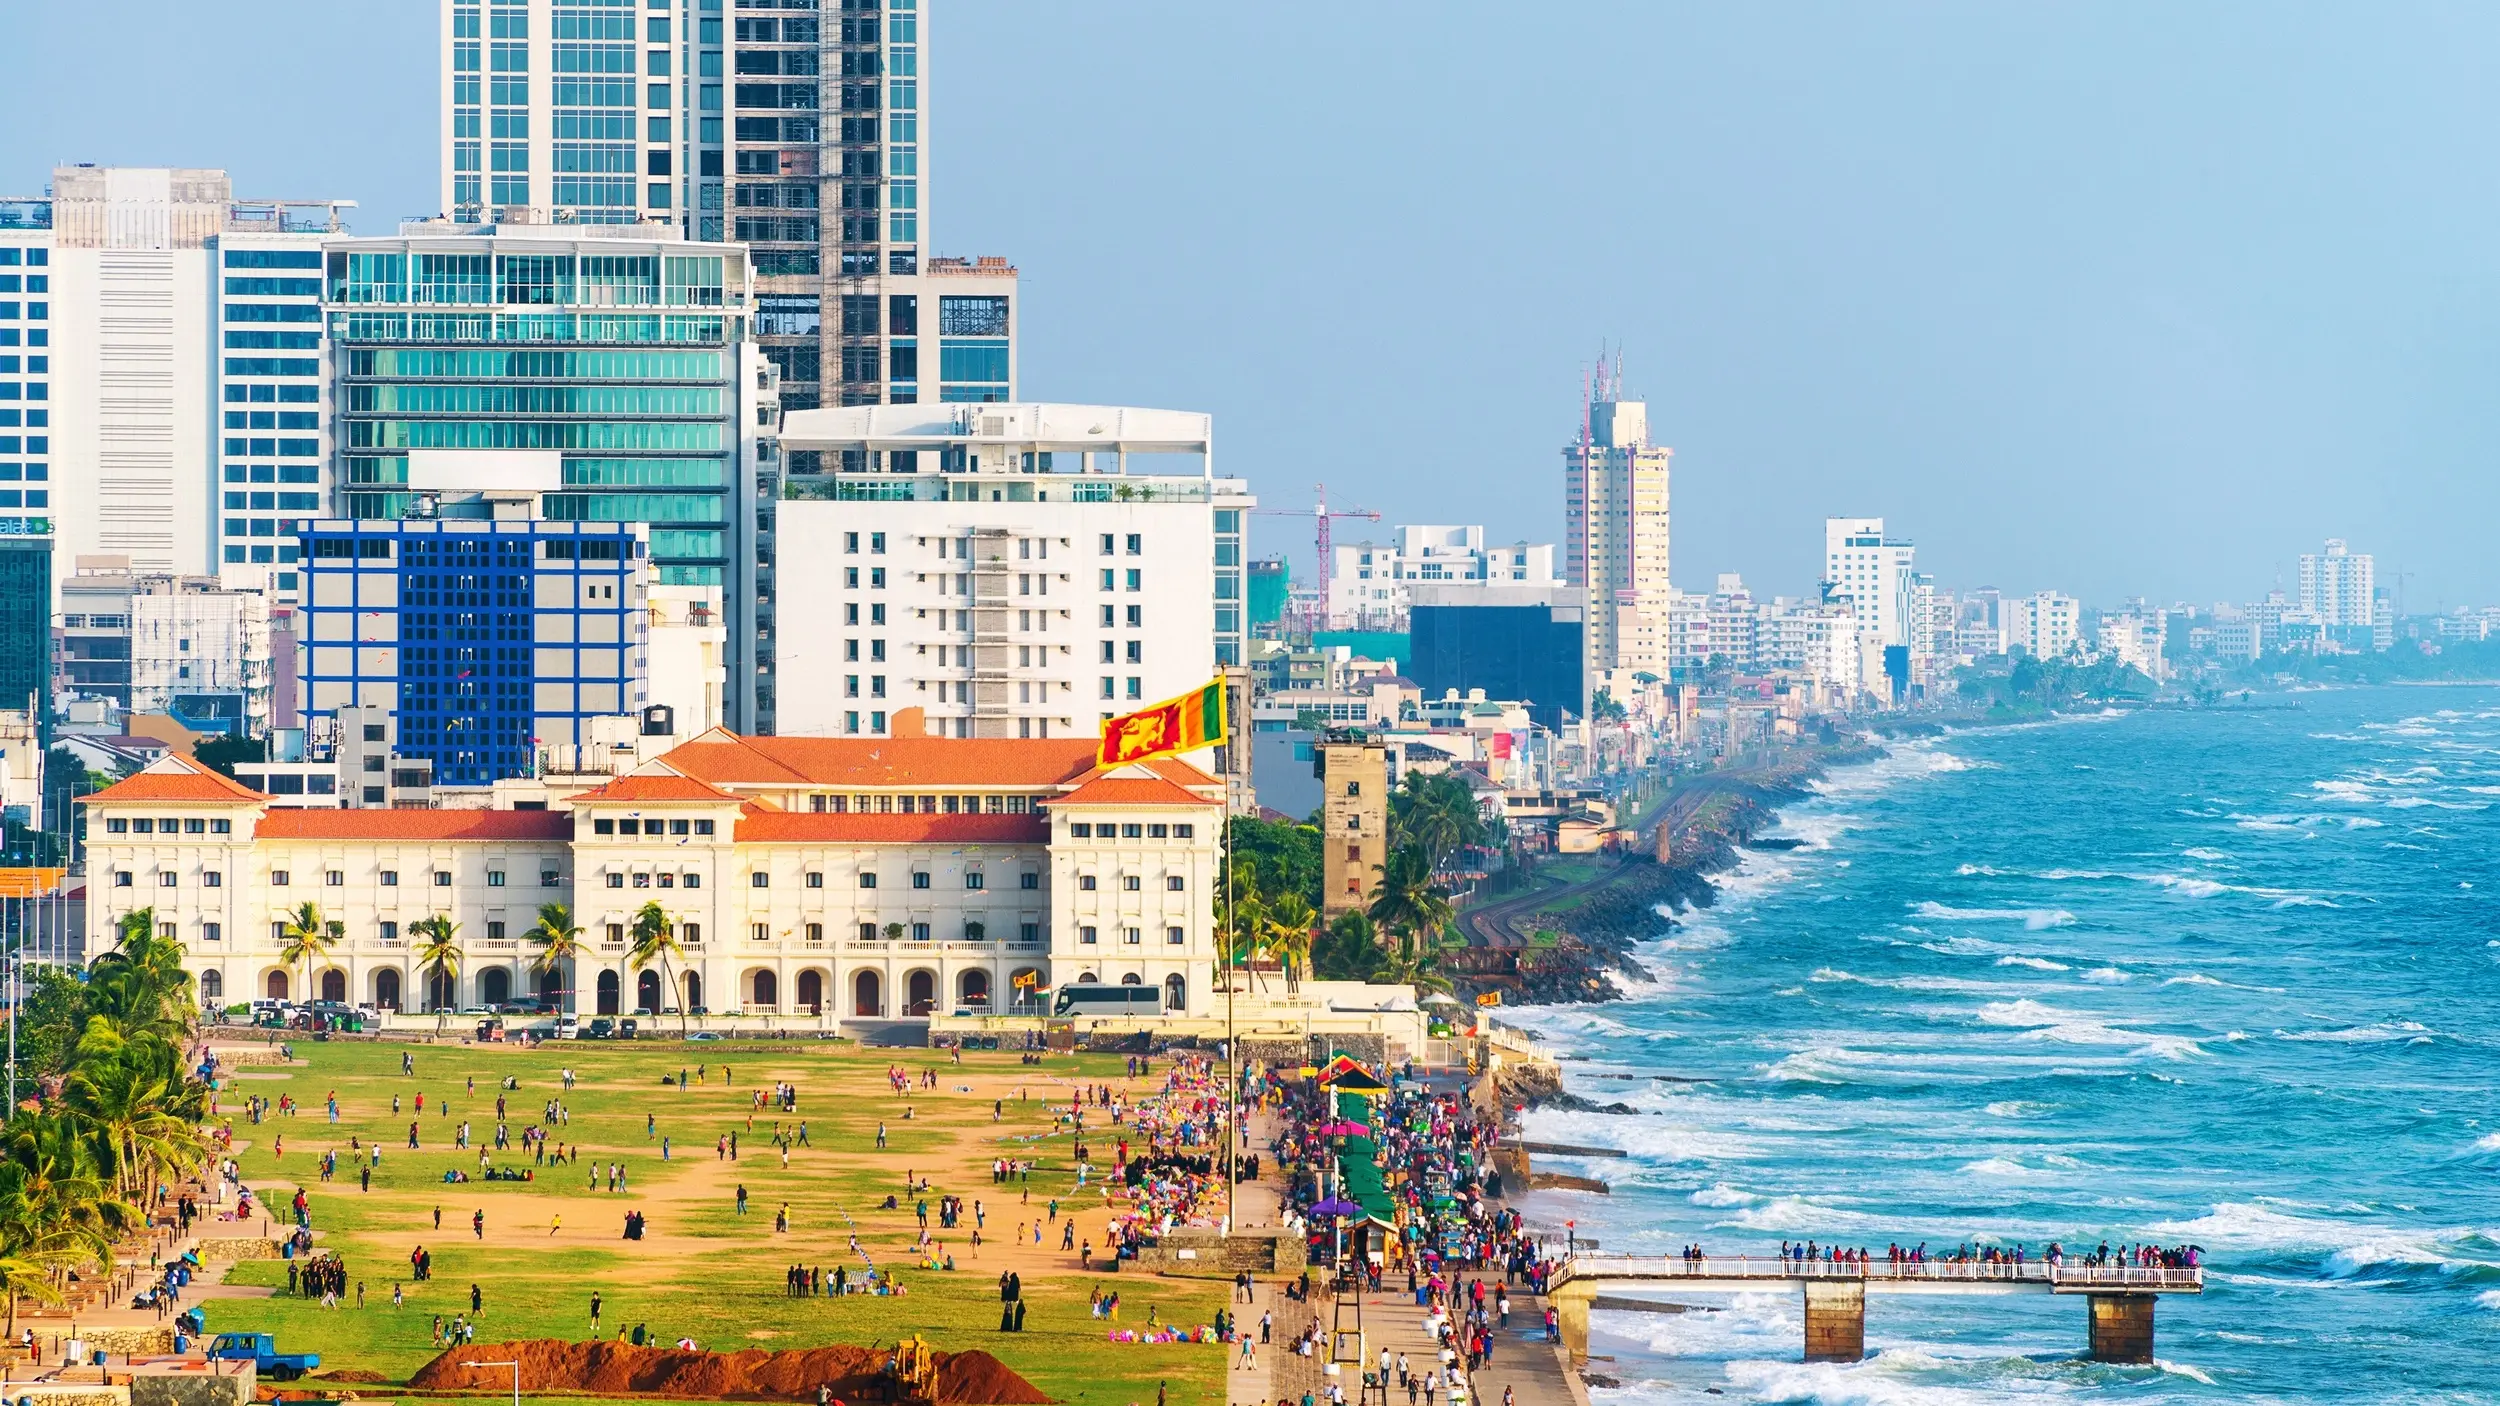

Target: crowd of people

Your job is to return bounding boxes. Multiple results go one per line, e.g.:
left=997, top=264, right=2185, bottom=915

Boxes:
left=1085, top=1055, right=1239, bottom=1259
left=1248, top=1063, right=1560, bottom=1406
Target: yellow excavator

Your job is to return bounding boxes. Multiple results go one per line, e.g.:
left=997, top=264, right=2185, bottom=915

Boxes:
left=882, top=1335, right=938, bottom=1404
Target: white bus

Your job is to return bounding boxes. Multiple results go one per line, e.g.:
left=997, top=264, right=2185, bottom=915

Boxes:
left=1051, top=984, right=1165, bottom=1019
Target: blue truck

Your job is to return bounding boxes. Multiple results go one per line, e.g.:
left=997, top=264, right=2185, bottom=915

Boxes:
left=207, top=1332, right=320, bottom=1380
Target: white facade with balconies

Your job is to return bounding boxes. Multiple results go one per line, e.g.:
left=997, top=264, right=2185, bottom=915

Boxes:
left=772, top=403, right=1254, bottom=740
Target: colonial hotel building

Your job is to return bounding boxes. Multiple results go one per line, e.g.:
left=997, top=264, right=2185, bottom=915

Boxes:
left=79, top=732, right=1223, bottom=1022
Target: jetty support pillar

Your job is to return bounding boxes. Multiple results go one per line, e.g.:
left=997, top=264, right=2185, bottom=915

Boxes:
left=1801, top=1280, right=1866, bottom=1363
left=1550, top=1284, right=1592, bottom=1362
left=2086, top=1294, right=2156, bottom=1364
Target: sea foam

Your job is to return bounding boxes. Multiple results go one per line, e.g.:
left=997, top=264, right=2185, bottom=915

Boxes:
left=1911, top=902, right=2077, bottom=930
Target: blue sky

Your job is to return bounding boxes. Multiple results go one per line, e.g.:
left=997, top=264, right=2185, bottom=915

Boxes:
left=10, top=2, right=2499, bottom=608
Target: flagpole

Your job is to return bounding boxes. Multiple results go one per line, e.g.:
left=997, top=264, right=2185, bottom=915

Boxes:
left=1222, top=676, right=1239, bottom=1240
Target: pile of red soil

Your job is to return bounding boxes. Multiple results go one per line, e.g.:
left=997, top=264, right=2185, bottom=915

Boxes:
left=408, top=1339, right=1049, bottom=1404
left=933, top=1352, right=1048, bottom=1405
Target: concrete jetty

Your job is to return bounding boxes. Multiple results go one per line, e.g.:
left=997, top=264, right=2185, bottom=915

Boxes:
left=1546, top=1255, right=2202, bottom=1365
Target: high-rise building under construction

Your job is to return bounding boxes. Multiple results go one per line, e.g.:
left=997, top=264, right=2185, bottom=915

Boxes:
left=1562, top=363, right=1672, bottom=681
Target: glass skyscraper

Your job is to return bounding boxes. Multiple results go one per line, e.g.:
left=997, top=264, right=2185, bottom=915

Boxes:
left=320, top=229, right=776, bottom=728
left=435, top=0, right=1013, bottom=417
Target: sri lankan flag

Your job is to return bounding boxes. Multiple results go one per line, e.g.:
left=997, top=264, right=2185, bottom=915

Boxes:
left=1098, top=677, right=1228, bottom=767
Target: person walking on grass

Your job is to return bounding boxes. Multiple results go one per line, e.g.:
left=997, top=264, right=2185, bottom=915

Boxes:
left=592, top=1292, right=602, bottom=1333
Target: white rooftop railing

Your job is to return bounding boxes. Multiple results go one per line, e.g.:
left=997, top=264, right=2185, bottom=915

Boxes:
left=1551, top=1254, right=2203, bottom=1292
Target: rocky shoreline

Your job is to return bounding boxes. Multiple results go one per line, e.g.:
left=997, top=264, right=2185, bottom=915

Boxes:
left=1455, top=742, right=1886, bottom=1012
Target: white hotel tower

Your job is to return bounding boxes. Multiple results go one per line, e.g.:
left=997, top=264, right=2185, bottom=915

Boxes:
left=772, top=403, right=1253, bottom=740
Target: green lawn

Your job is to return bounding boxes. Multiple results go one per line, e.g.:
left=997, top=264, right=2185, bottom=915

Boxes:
left=201, top=1039, right=1231, bottom=1406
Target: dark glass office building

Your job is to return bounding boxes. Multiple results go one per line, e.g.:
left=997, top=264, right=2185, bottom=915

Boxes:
left=1410, top=595, right=1584, bottom=732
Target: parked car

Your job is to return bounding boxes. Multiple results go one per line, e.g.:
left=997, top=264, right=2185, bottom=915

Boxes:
left=684, top=1030, right=723, bottom=1042
left=584, top=1017, right=615, bottom=1040
left=617, top=1018, right=640, bottom=1040
left=554, top=1014, right=580, bottom=1039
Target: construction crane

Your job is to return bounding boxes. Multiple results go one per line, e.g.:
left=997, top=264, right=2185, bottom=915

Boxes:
left=1255, top=482, right=1381, bottom=632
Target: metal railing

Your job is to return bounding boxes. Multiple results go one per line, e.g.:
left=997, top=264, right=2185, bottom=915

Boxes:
left=1551, top=1255, right=2202, bottom=1292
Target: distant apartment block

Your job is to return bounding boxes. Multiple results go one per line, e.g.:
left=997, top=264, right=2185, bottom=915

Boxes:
left=2006, top=591, right=2081, bottom=659
left=58, top=556, right=272, bottom=737
left=1327, top=525, right=1559, bottom=632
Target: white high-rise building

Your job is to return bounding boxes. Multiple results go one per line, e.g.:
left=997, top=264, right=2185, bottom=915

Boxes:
left=1328, top=525, right=1559, bottom=631
left=773, top=403, right=1253, bottom=739
left=2006, top=591, right=2081, bottom=659
left=1563, top=387, right=1671, bottom=678
left=0, top=168, right=349, bottom=600
left=2298, top=539, right=2375, bottom=629
left=1823, top=517, right=1915, bottom=692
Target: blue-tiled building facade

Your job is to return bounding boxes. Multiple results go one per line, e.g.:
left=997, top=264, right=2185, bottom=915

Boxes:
left=297, top=519, right=645, bottom=787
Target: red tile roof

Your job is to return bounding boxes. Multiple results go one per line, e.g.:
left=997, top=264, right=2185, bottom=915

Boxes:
left=732, top=811, right=1051, bottom=845
left=570, top=772, right=740, bottom=804
left=1053, top=775, right=1222, bottom=808
left=81, top=758, right=268, bottom=805
left=253, top=810, right=575, bottom=842
left=665, top=732, right=1106, bottom=789
left=663, top=730, right=1226, bottom=794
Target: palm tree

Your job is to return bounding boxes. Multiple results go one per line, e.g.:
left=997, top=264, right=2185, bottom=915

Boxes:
left=1367, top=844, right=1456, bottom=991
left=1314, top=910, right=1384, bottom=983
left=1264, top=892, right=1316, bottom=995
left=82, top=914, right=196, bottom=1055
left=527, top=902, right=586, bottom=1014
left=410, top=915, right=463, bottom=1034
left=0, top=1119, right=124, bottom=1335
left=273, top=901, right=335, bottom=1008
left=62, top=1054, right=202, bottom=1199
left=627, top=901, right=689, bottom=1035
left=1393, top=772, right=1488, bottom=872
left=1222, top=890, right=1270, bottom=994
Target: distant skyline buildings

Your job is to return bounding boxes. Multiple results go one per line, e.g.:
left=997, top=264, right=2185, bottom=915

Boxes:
left=14, top=7, right=2500, bottom=606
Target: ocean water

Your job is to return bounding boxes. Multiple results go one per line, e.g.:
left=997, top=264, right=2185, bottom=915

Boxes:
left=1510, top=687, right=2500, bottom=1404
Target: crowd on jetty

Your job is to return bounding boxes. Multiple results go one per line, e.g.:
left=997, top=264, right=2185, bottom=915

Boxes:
left=1666, top=1239, right=2206, bottom=1274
